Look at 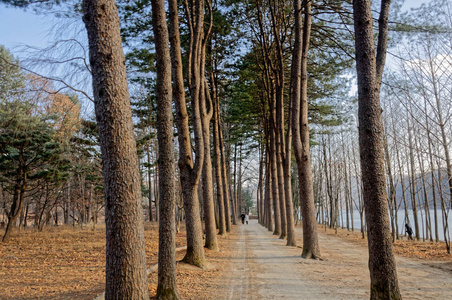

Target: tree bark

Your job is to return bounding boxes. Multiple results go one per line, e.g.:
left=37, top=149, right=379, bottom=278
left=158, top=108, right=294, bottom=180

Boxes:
left=201, top=79, right=219, bottom=250
left=82, top=0, right=149, bottom=297
left=353, top=0, right=402, bottom=298
left=2, top=176, right=25, bottom=242
left=213, top=88, right=226, bottom=235
left=269, top=1, right=287, bottom=240
left=291, top=0, right=320, bottom=259
left=171, top=0, right=206, bottom=268
left=152, top=0, right=179, bottom=297
left=147, top=145, right=154, bottom=222
left=219, top=116, right=232, bottom=231
left=284, top=101, right=296, bottom=246
left=265, top=143, right=273, bottom=231
left=407, top=113, right=420, bottom=240
left=258, top=142, right=265, bottom=225
left=270, top=125, right=281, bottom=236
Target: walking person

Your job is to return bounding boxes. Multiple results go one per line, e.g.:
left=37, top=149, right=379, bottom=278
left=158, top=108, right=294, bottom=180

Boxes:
left=245, top=213, right=249, bottom=225
left=405, top=223, right=413, bottom=240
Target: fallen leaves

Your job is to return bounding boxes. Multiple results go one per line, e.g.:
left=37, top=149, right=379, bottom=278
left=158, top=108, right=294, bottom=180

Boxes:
left=3, top=222, right=448, bottom=300
left=0, top=223, right=180, bottom=300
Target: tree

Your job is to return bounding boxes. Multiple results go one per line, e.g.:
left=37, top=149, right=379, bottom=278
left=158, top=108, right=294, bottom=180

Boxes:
left=241, top=188, right=254, bottom=212
left=151, top=0, right=179, bottom=297
left=82, top=0, right=149, bottom=298
left=212, top=84, right=226, bottom=235
left=66, top=118, right=104, bottom=227
left=353, top=0, right=402, bottom=298
left=291, top=0, right=321, bottom=259
left=1, top=51, right=72, bottom=240
left=0, top=99, right=65, bottom=241
left=168, top=0, right=207, bottom=268
left=130, top=86, right=158, bottom=223
left=200, top=5, right=218, bottom=249
left=0, top=45, right=24, bottom=101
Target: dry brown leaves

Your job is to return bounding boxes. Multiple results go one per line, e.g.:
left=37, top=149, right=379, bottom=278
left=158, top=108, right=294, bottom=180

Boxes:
left=0, top=223, right=187, bottom=300
left=3, top=222, right=449, bottom=300
left=0, top=225, right=106, bottom=299
left=148, top=234, right=233, bottom=300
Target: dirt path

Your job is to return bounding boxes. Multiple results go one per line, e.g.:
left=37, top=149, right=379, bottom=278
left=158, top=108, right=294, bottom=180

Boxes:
left=215, top=220, right=452, bottom=300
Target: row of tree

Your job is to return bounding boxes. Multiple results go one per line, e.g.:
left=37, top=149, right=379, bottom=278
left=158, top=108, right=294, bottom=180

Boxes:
left=232, top=0, right=402, bottom=297
left=2, top=0, right=450, bottom=299
left=308, top=0, right=451, bottom=254
left=1, top=0, right=265, bottom=298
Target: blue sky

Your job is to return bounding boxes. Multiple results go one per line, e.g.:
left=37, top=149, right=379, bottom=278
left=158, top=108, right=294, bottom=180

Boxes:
left=0, top=0, right=428, bottom=58
left=0, top=0, right=430, bottom=108
left=0, top=6, right=52, bottom=52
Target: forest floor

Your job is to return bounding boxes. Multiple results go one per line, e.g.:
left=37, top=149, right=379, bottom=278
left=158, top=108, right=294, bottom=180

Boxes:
left=0, top=220, right=451, bottom=299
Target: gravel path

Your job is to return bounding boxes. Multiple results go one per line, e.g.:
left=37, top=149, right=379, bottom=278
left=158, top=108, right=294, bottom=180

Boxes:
left=219, top=219, right=452, bottom=300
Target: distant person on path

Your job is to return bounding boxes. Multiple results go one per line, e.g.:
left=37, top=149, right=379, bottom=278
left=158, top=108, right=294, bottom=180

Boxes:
left=405, top=223, right=413, bottom=240
left=241, top=213, right=245, bottom=224
left=245, top=213, right=249, bottom=225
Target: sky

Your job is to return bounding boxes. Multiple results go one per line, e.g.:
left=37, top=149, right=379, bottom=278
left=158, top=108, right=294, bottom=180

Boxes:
left=0, top=6, right=52, bottom=52
left=0, top=0, right=430, bottom=57
left=0, top=0, right=433, bottom=116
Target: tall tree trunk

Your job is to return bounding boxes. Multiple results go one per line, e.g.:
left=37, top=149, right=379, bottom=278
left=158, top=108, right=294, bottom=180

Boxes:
left=390, top=101, right=409, bottom=229
left=201, top=79, right=218, bottom=250
left=153, top=0, right=179, bottom=297
left=269, top=1, right=287, bottom=239
left=276, top=134, right=287, bottom=239
left=383, top=129, right=397, bottom=242
left=2, top=177, right=25, bottom=242
left=270, top=125, right=281, bottom=236
left=237, top=145, right=243, bottom=218
left=24, top=201, right=29, bottom=228
left=353, top=0, right=402, bottom=298
left=259, top=144, right=265, bottom=226
left=351, top=144, right=366, bottom=239
left=257, top=144, right=263, bottom=224
left=407, top=112, right=420, bottom=240
left=155, top=164, right=160, bottom=222
left=323, top=136, right=334, bottom=228
left=148, top=145, right=154, bottom=222
left=341, top=131, right=351, bottom=232
left=265, top=143, right=273, bottom=231
left=212, top=78, right=226, bottom=236
left=284, top=101, right=296, bottom=246
left=64, top=179, right=70, bottom=225
left=82, top=0, right=149, bottom=297
left=233, top=144, right=238, bottom=216
left=414, top=126, right=432, bottom=241
left=199, top=3, right=217, bottom=250
left=291, top=0, right=320, bottom=259
left=171, top=0, right=206, bottom=268
left=218, top=111, right=232, bottom=230
left=436, top=161, right=451, bottom=254
left=420, top=92, right=439, bottom=242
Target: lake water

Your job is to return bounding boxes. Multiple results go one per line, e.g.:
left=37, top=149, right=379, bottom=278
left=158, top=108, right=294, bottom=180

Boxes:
left=337, top=209, right=451, bottom=242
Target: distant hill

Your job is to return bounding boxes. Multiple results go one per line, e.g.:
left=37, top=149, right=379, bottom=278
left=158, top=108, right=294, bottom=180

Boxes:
left=348, top=168, right=451, bottom=210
